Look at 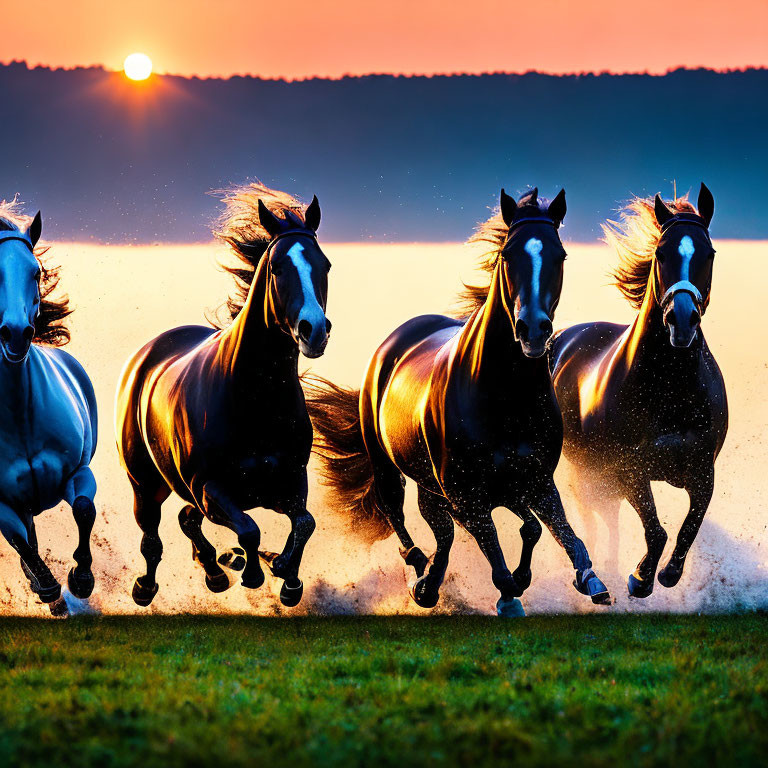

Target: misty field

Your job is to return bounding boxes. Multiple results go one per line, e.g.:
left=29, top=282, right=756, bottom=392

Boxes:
left=0, top=614, right=765, bottom=767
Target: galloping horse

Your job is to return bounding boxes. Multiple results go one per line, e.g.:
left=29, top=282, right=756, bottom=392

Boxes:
left=0, top=205, right=98, bottom=615
left=116, top=184, right=331, bottom=607
left=307, top=189, right=609, bottom=616
left=550, top=184, right=727, bottom=598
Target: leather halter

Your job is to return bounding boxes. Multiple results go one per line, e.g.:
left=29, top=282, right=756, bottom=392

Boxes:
left=0, top=232, right=34, bottom=251
left=656, top=216, right=710, bottom=315
left=507, top=216, right=560, bottom=234
left=265, top=229, right=317, bottom=254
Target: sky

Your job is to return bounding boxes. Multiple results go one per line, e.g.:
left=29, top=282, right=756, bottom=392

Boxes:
left=3, top=0, right=768, bottom=79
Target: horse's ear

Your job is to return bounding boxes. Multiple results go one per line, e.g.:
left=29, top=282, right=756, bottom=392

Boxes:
left=548, top=189, right=567, bottom=225
left=257, top=199, right=282, bottom=238
left=26, top=211, right=42, bottom=246
left=654, top=194, right=675, bottom=227
left=697, top=182, right=714, bottom=227
left=500, top=188, right=517, bottom=227
left=304, top=195, right=321, bottom=232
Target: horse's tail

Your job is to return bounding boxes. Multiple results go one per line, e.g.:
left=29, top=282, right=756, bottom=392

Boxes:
left=303, top=376, right=392, bottom=543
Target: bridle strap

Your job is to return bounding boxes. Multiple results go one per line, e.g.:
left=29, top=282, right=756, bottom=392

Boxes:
left=659, top=215, right=709, bottom=235
left=659, top=280, right=704, bottom=312
left=265, top=229, right=317, bottom=254
left=507, top=217, right=559, bottom=234
left=656, top=216, right=711, bottom=314
left=0, top=232, right=34, bottom=251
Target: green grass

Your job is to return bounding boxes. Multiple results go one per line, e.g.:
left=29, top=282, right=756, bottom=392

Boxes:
left=0, top=615, right=765, bottom=767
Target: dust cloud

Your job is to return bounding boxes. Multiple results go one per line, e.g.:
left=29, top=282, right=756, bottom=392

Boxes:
left=0, top=240, right=764, bottom=615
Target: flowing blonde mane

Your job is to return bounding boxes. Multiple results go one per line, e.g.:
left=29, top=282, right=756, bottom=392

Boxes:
left=453, top=190, right=547, bottom=318
left=210, top=183, right=309, bottom=329
left=604, top=195, right=698, bottom=309
left=0, top=199, right=71, bottom=346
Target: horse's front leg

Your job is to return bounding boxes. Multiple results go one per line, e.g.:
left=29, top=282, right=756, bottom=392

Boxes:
left=0, top=501, right=62, bottom=607
left=454, top=499, right=525, bottom=617
left=261, top=471, right=316, bottom=607
left=624, top=481, right=668, bottom=598
left=658, top=468, right=715, bottom=589
left=530, top=478, right=611, bottom=605
left=504, top=504, right=542, bottom=596
left=64, top=466, right=98, bottom=600
left=202, top=482, right=264, bottom=590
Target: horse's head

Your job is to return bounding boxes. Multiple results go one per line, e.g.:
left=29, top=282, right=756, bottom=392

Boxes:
left=498, top=187, right=568, bottom=358
left=259, top=196, right=331, bottom=358
left=0, top=212, right=42, bottom=364
left=653, top=183, right=715, bottom=349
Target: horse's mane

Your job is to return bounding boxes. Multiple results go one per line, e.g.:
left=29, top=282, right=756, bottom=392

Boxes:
left=210, top=183, right=309, bottom=329
left=0, top=200, right=71, bottom=346
left=452, top=190, right=549, bottom=318
left=604, top=195, right=698, bottom=309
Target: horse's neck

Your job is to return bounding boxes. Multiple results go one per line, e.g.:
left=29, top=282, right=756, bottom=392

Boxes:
left=216, top=257, right=298, bottom=388
left=621, top=279, right=698, bottom=374
left=454, top=263, right=532, bottom=386
left=0, top=354, right=33, bottom=428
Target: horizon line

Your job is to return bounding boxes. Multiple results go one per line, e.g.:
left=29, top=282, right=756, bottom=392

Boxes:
left=2, top=59, right=767, bottom=83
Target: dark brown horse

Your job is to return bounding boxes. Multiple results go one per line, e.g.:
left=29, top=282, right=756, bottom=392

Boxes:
left=116, top=184, right=331, bottom=608
left=307, top=189, right=609, bottom=616
left=550, top=184, right=728, bottom=598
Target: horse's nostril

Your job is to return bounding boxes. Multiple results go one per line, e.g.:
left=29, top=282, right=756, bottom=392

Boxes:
left=22, top=326, right=34, bottom=341
left=325, top=318, right=332, bottom=334
left=540, top=319, right=553, bottom=336
left=297, top=319, right=313, bottom=342
left=0, top=326, right=10, bottom=344
left=515, top=319, right=529, bottom=342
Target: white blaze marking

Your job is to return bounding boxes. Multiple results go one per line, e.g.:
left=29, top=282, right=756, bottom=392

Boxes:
left=678, top=235, right=695, bottom=279
left=287, top=241, right=324, bottom=327
left=524, top=237, right=544, bottom=297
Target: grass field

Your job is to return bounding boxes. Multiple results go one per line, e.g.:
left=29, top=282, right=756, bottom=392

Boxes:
left=0, top=615, right=765, bottom=767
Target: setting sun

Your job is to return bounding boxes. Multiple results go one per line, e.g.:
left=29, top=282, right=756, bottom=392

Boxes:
left=123, top=52, right=152, bottom=81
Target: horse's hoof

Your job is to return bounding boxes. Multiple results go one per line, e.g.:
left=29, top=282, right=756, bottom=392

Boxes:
left=496, top=597, right=526, bottom=618
left=627, top=572, right=654, bottom=598
left=402, top=546, right=429, bottom=578
left=574, top=569, right=612, bottom=605
left=36, top=579, right=62, bottom=604
left=68, top=567, right=95, bottom=600
left=132, top=577, right=158, bottom=607
left=241, top=568, right=265, bottom=590
left=48, top=595, right=70, bottom=618
left=205, top=570, right=232, bottom=594
left=408, top=575, right=439, bottom=609
left=218, top=548, right=246, bottom=572
left=658, top=564, right=683, bottom=588
left=280, top=579, right=304, bottom=607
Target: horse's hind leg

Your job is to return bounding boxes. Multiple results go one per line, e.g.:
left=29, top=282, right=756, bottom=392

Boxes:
left=371, top=460, right=429, bottom=580
left=202, top=482, right=264, bottom=590
left=624, top=482, right=667, bottom=598
left=408, top=487, right=454, bottom=609
left=64, top=466, right=98, bottom=600
left=178, top=504, right=231, bottom=594
left=658, top=469, right=714, bottom=589
left=531, top=479, right=611, bottom=605
left=131, top=480, right=170, bottom=607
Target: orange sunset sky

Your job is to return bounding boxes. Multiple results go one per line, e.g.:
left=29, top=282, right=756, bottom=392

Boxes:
left=4, top=0, right=768, bottom=79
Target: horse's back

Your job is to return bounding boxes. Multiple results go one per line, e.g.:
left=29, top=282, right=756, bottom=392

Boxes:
left=550, top=321, right=628, bottom=381
left=115, top=325, right=216, bottom=474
